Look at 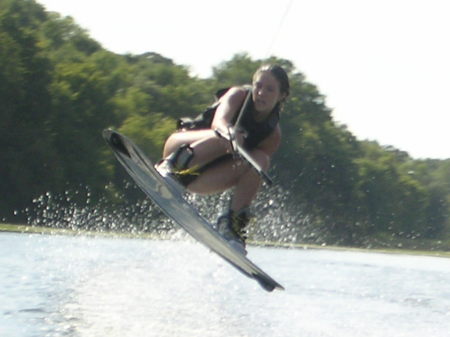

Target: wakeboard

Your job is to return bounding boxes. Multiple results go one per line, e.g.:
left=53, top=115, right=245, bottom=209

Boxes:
left=103, top=129, right=284, bottom=292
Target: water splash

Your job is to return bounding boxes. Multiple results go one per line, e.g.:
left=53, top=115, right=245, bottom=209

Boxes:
left=23, top=182, right=325, bottom=245
left=171, top=185, right=324, bottom=246
left=26, top=184, right=175, bottom=236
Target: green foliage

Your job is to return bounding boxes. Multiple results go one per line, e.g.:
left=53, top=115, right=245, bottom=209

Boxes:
left=212, top=53, right=260, bottom=86
left=0, top=0, right=62, bottom=218
left=118, top=113, right=175, bottom=162
left=49, top=52, right=121, bottom=191
left=40, top=13, right=101, bottom=59
left=1, top=0, right=448, bottom=248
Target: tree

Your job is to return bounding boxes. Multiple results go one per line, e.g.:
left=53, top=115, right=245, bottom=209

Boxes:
left=48, top=51, right=124, bottom=196
left=355, top=142, right=429, bottom=238
left=0, top=0, right=61, bottom=220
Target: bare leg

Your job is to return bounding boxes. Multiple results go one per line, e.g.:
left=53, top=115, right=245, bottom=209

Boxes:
left=188, top=157, right=247, bottom=194
left=163, top=130, right=271, bottom=211
left=163, top=130, right=233, bottom=168
left=188, top=149, right=270, bottom=211
left=229, top=150, right=270, bottom=211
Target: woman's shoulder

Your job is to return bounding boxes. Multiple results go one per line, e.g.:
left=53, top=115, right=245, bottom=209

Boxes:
left=219, top=85, right=250, bottom=104
left=227, top=85, right=249, bottom=95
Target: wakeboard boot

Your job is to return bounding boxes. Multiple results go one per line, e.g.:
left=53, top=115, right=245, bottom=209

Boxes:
left=217, top=208, right=251, bottom=255
left=155, top=144, right=200, bottom=189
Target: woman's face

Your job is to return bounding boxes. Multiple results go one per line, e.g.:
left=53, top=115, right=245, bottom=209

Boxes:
left=252, top=71, right=285, bottom=114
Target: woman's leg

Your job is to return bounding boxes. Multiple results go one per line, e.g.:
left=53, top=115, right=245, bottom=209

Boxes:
left=164, top=130, right=271, bottom=210
left=188, top=149, right=270, bottom=211
left=187, top=156, right=246, bottom=194
left=163, top=129, right=233, bottom=168
left=229, top=150, right=270, bottom=211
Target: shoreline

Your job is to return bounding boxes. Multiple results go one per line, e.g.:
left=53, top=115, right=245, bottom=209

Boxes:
left=1, top=223, right=449, bottom=258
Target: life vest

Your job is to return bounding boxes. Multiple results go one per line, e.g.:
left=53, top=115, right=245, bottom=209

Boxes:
left=176, top=86, right=280, bottom=150
left=237, top=97, right=280, bottom=150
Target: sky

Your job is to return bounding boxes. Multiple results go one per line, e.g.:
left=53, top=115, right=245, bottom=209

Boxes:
left=37, top=0, right=450, bottom=159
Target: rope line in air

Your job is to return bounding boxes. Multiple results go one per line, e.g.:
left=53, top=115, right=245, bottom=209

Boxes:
left=265, top=0, right=294, bottom=58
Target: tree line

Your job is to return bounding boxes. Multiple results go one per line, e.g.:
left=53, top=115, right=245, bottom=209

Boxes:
left=1, top=0, right=449, bottom=247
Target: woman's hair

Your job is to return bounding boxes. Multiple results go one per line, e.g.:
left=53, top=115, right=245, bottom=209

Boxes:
left=254, top=64, right=290, bottom=98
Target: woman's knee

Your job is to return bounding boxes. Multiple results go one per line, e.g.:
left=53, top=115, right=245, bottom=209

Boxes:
left=163, top=129, right=215, bottom=157
left=251, top=150, right=271, bottom=171
left=163, top=133, right=182, bottom=157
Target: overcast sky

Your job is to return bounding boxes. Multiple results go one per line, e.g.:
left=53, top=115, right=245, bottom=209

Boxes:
left=37, top=0, right=450, bottom=159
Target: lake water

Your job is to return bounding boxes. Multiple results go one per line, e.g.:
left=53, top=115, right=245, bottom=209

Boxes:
left=1, top=232, right=449, bottom=337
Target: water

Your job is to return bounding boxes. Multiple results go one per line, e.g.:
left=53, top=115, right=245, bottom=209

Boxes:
left=1, top=232, right=449, bottom=337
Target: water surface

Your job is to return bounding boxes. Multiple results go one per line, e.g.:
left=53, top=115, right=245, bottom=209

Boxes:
left=1, top=232, right=449, bottom=337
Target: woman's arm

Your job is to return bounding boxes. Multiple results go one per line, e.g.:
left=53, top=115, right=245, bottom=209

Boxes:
left=211, top=87, right=247, bottom=133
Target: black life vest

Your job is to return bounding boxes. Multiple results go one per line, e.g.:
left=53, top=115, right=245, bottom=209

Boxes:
left=176, top=87, right=280, bottom=149
left=238, top=98, right=280, bottom=150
